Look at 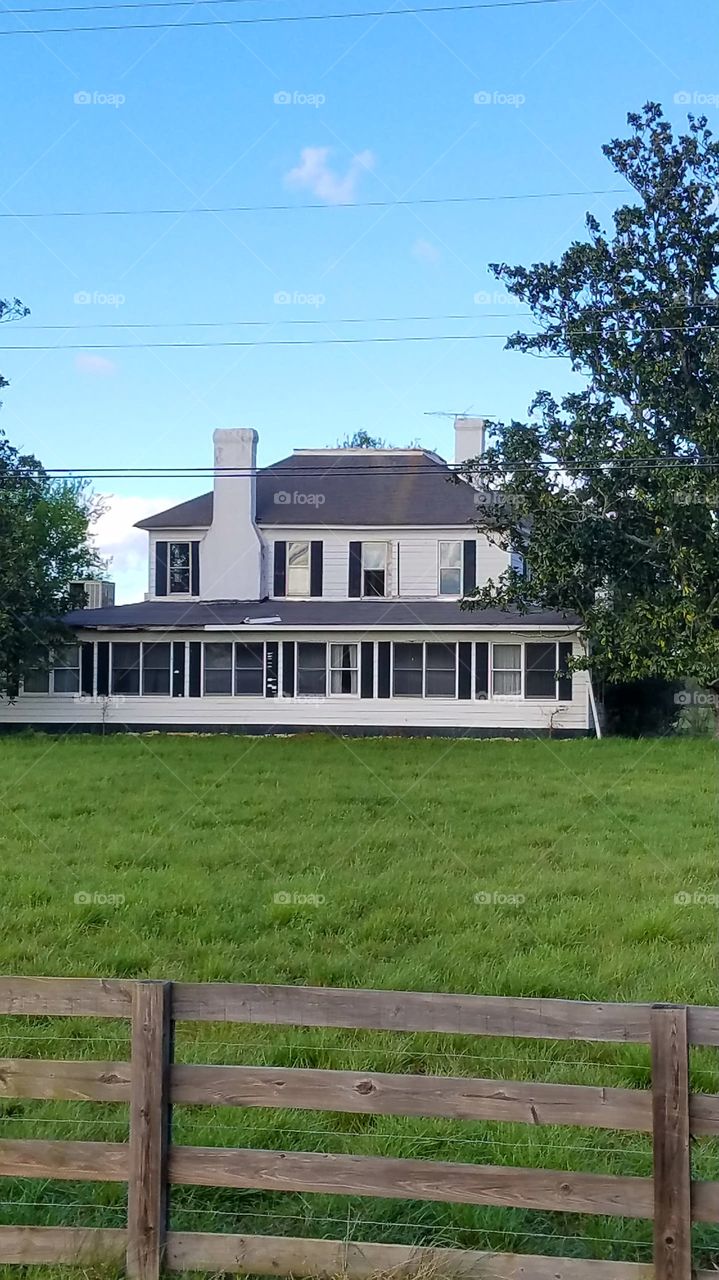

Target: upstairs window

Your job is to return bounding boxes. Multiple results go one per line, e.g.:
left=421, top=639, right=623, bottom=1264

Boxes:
left=492, top=643, right=522, bottom=696
left=438, top=541, right=462, bottom=596
left=287, top=541, right=310, bottom=597
left=362, top=542, right=387, bottom=597
left=168, top=542, right=191, bottom=593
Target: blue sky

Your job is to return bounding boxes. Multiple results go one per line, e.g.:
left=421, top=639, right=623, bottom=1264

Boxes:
left=1, top=0, right=717, bottom=598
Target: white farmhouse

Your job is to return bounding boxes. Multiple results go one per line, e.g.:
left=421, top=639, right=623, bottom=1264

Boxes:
left=2, top=418, right=591, bottom=737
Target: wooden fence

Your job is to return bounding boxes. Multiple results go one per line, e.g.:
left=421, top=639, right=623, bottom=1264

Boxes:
left=1, top=977, right=719, bottom=1280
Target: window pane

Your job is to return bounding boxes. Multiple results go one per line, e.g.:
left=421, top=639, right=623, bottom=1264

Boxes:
left=142, top=643, right=170, bottom=695
left=440, top=540, right=461, bottom=568
left=492, top=643, right=521, bottom=697
left=204, top=643, right=233, bottom=695
left=112, top=642, right=140, bottom=695
left=393, top=643, right=423, bottom=696
left=363, top=569, right=385, bottom=597
left=426, top=643, right=456, bottom=697
left=297, top=643, right=326, bottom=695
left=363, top=542, right=386, bottom=570
left=525, top=643, right=557, bottom=699
left=53, top=669, right=80, bottom=693
left=288, top=542, right=309, bottom=567
left=287, top=542, right=310, bottom=596
left=439, top=567, right=461, bottom=595
left=235, top=643, right=264, bottom=696
left=24, top=668, right=50, bottom=693
left=169, top=543, right=191, bottom=593
left=330, top=643, right=358, bottom=695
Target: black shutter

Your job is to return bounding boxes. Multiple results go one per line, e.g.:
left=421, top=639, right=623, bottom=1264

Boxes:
left=172, top=641, right=186, bottom=697
left=310, top=541, right=323, bottom=597
left=377, top=642, right=390, bottom=698
left=80, top=642, right=94, bottom=696
left=458, top=643, right=472, bottom=699
left=96, top=642, right=110, bottom=696
left=474, top=641, right=489, bottom=699
left=360, top=642, right=374, bottom=698
left=348, top=541, right=362, bottom=598
left=265, top=641, right=279, bottom=698
left=190, top=542, right=200, bottom=596
left=462, top=540, right=476, bottom=595
left=188, top=642, right=201, bottom=697
left=282, top=641, right=295, bottom=697
left=273, top=542, right=287, bottom=597
left=155, top=541, right=168, bottom=597
left=558, top=641, right=573, bottom=700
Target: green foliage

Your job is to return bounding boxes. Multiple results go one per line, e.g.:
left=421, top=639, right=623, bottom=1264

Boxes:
left=337, top=429, right=388, bottom=447
left=462, top=103, right=719, bottom=695
left=0, top=425, right=103, bottom=698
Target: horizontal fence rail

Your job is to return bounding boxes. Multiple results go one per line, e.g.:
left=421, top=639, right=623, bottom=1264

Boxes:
left=0, top=976, right=717, bottom=1280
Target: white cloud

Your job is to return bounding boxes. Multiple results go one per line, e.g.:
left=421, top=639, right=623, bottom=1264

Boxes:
left=411, top=237, right=442, bottom=266
left=75, top=353, right=118, bottom=377
left=285, top=146, right=375, bottom=205
left=92, top=495, right=176, bottom=603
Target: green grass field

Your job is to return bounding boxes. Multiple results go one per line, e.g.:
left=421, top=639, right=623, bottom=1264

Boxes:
left=0, top=732, right=717, bottom=1274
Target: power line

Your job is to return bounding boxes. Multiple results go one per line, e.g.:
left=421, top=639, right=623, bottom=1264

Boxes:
left=12, top=301, right=717, bottom=331
left=3, top=322, right=719, bottom=350
left=0, top=187, right=627, bottom=219
left=17, top=312, right=535, bottom=331
left=9, top=458, right=719, bottom=480
left=0, top=0, right=573, bottom=34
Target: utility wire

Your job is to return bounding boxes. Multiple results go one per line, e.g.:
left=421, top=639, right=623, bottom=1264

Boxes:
left=10, top=459, right=719, bottom=480
left=12, top=302, right=719, bottom=331
left=0, top=187, right=627, bottom=218
left=3, top=322, right=719, bottom=350
left=0, top=0, right=573, bottom=34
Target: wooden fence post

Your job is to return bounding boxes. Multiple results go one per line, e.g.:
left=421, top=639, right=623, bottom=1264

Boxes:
left=127, top=980, right=173, bottom=1280
left=650, top=1004, right=692, bottom=1280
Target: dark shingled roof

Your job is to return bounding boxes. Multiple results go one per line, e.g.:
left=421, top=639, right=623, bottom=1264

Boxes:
left=65, top=599, right=581, bottom=630
left=135, top=451, right=481, bottom=530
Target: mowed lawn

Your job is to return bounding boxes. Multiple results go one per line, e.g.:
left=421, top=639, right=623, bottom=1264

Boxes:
left=0, top=733, right=717, bottom=1272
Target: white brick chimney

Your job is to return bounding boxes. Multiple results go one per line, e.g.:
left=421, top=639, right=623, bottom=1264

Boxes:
left=454, top=416, right=485, bottom=466
left=200, top=429, right=263, bottom=601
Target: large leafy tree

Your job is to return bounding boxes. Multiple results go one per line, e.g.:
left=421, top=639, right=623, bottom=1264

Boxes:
left=0, top=301, right=103, bottom=696
left=463, top=103, right=719, bottom=707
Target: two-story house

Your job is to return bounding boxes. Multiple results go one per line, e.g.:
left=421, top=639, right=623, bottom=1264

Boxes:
left=0, top=418, right=590, bottom=736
